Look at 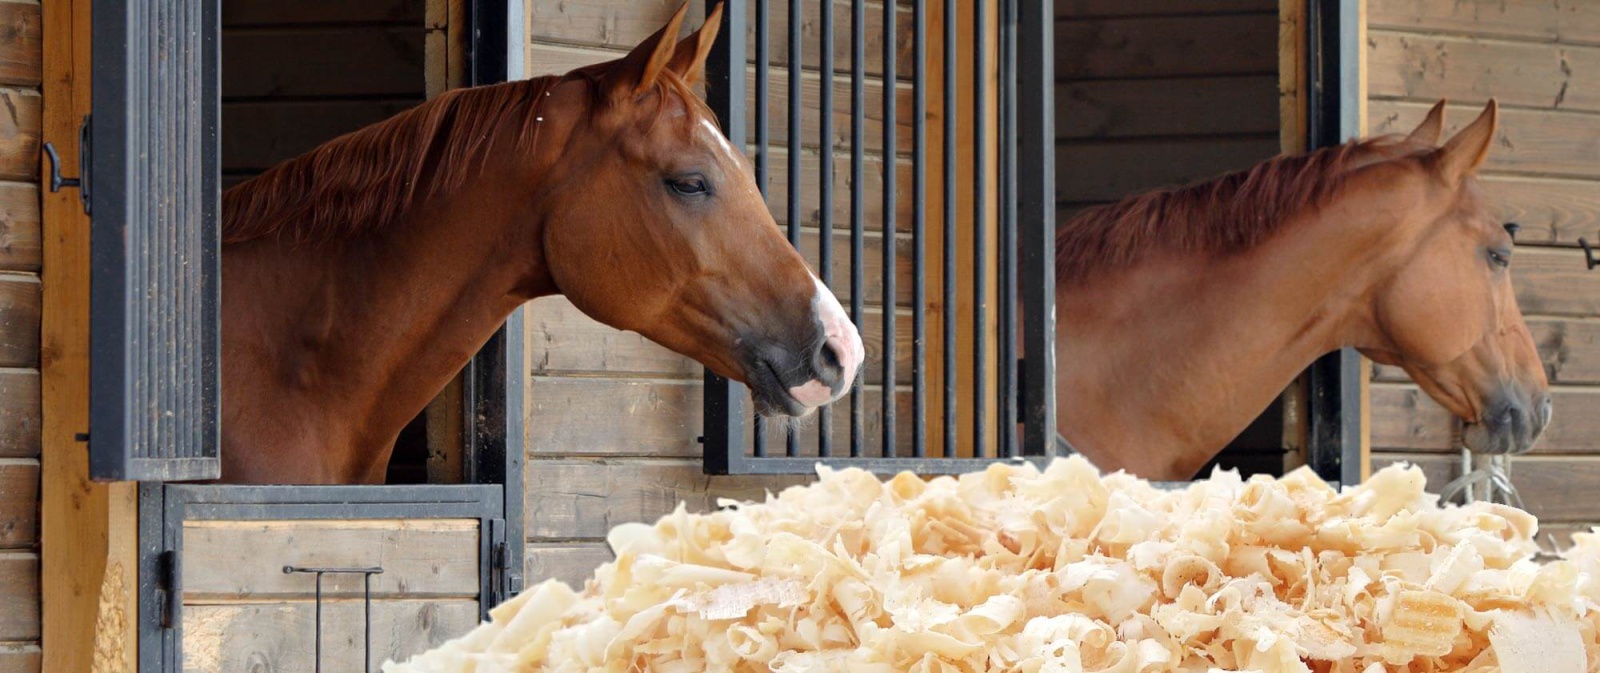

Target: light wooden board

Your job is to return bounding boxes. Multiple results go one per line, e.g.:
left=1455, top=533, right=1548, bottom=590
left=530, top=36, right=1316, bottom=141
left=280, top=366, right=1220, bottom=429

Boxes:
left=1505, top=247, right=1600, bottom=318
left=222, top=0, right=426, bottom=26
left=525, top=459, right=812, bottom=540
left=1056, top=136, right=1282, bottom=203
left=1057, top=76, right=1280, bottom=139
left=0, top=554, right=38, bottom=641
left=0, top=461, right=36, bottom=549
left=1055, top=14, right=1279, bottom=80
left=1055, top=0, right=1277, bottom=17
left=0, top=183, right=40, bottom=273
left=1375, top=318, right=1600, bottom=387
left=1370, top=383, right=1600, bottom=455
left=0, top=4, right=39, bottom=89
left=1369, top=100, right=1600, bottom=180
left=0, top=89, right=40, bottom=183
left=181, top=519, right=481, bottom=600
left=1475, top=176, right=1600, bottom=247
left=1372, top=453, right=1600, bottom=522
left=0, top=644, right=38, bottom=673
left=1367, top=31, right=1600, bottom=113
left=222, top=27, right=426, bottom=99
left=754, top=147, right=915, bottom=234
left=1368, top=0, right=1600, bottom=48
left=0, top=276, right=38, bottom=369
left=181, top=600, right=479, bottom=673
left=0, top=369, right=37, bottom=459
left=747, top=68, right=914, bottom=155
left=221, top=100, right=424, bottom=173
left=524, top=542, right=613, bottom=589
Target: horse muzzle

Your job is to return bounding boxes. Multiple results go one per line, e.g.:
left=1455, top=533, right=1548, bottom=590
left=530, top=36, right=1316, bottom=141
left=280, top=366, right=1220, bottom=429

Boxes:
left=1461, top=386, right=1552, bottom=455
left=742, top=277, right=864, bottom=417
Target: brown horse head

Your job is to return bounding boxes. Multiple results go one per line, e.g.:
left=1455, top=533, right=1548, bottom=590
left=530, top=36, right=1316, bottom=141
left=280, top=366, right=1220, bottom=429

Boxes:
left=1355, top=100, right=1551, bottom=454
left=536, top=3, right=863, bottom=417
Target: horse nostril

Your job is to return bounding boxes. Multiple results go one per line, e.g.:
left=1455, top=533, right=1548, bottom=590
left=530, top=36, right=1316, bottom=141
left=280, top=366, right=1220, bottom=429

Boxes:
left=814, top=339, right=844, bottom=382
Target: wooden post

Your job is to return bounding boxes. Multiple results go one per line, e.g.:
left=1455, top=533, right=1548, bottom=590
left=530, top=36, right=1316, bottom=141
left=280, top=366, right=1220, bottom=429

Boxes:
left=39, top=0, right=140, bottom=671
left=424, top=0, right=470, bottom=483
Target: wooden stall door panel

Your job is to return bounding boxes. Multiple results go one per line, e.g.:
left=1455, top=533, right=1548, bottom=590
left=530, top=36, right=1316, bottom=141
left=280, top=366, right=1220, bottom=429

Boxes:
left=181, top=519, right=482, bottom=600
left=181, top=600, right=479, bottom=673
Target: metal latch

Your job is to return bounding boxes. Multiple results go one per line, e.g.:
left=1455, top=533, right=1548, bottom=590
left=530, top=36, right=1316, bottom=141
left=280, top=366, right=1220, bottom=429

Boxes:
left=41, top=114, right=91, bottom=215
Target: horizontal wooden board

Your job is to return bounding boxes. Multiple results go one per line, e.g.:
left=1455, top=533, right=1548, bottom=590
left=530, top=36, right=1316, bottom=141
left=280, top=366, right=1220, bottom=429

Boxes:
left=222, top=0, right=426, bottom=27
left=222, top=27, right=425, bottom=99
left=0, top=4, right=40, bottom=88
left=1540, top=523, right=1600, bottom=550
left=757, top=147, right=915, bottom=235
left=525, top=458, right=812, bottom=540
left=1370, top=383, right=1599, bottom=454
left=526, top=378, right=918, bottom=459
left=1375, top=318, right=1600, bottom=386
left=0, top=276, right=37, bottom=369
left=748, top=68, right=914, bottom=156
left=221, top=99, right=423, bottom=172
left=1369, top=100, right=1600, bottom=180
left=182, top=600, right=478, bottom=673
left=0, top=554, right=38, bottom=640
left=1368, top=0, right=1600, bottom=47
left=525, top=542, right=614, bottom=589
left=1055, top=0, right=1277, bottom=18
left=1476, top=176, right=1600, bottom=247
left=0, top=369, right=36, bottom=459
left=1507, top=247, right=1600, bottom=318
left=1367, top=32, right=1600, bottom=113
left=0, top=461, right=35, bottom=549
left=1372, top=453, right=1600, bottom=522
left=1055, top=14, right=1279, bottom=80
left=1057, top=76, right=1279, bottom=139
left=0, top=644, right=38, bottom=673
left=0, top=89, right=39, bottom=182
left=1056, top=136, right=1281, bottom=202
left=181, top=519, right=480, bottom=600
left=0, top=183, right=39, bottom=273
left=525, top=296, right=915, bottom=385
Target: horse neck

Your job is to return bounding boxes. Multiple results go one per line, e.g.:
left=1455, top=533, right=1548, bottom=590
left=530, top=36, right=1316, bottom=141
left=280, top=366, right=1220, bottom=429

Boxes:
left=1054, top=191, right=1394, bottom=480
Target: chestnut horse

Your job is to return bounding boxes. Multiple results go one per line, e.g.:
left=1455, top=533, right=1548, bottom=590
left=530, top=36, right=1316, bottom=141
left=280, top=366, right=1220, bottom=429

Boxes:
left=219, top=4, right=864, bottom=484
left=1053, top=100, right=1552, bottom=480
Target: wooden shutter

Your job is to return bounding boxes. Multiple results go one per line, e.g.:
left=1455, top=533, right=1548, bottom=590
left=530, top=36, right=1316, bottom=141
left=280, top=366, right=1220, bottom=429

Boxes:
left=88, top=0, right=221, bottom=481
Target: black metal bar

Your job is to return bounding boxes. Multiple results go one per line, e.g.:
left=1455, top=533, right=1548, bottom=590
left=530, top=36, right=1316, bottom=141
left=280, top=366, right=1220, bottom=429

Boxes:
left=786, top=0, right=802, bottom=458
left=913, top=0, right=928, bottom=459
left=942, top=0, right=958, bottom=458
left=818, top=0, right=834, bottom=458
left=1018, top=0, right=1056, bottom=456
left=284, top=565, right=385, bottom=673
left=754, top=0, right=771, bottom=459
left=999, top=0, right=1018, bottom=458
left=883, top=0, right=899, bottom=458
left=702, top=0, right=749, bottom=474
left=850, top=0, right=866, bottom=457
left=973, top=0, right=988, bottom=459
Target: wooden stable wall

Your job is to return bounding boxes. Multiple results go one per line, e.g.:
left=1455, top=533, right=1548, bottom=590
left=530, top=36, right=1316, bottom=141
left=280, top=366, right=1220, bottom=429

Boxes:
left=0, top=0, right=41, bottom=670
left=1363, top=0, right=1600, bottom=543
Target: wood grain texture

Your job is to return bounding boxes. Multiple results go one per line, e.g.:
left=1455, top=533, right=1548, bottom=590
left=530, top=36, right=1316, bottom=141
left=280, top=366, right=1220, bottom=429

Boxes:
left=0, top=554, right=38, bottom=640
left=0, top=276, right=38, bottom=369
left=1057, top=76, right=1280, bottom=139
left=0, top=89, right=40, bottom=182
left=1476, top=176, right=1600, bottom=246
left=757, top=148, right=915, bottom=234
left=1368, top=100, right=1600, bottom=180
left=181, top=600, right=479, bottom=673
left=0, top=645, right=38, bottom=673
left=525, top=459, right=811, bottom=540
left=221, top=100, right=423, bottom=173
left=1055, top=0, right=1277, bottom=17
left=0, top=4, right=39, bottom=88
left=748, top=68, right=914, bottom=155
left=0, top=369, right=37, bottom=459
left=1375, top=318, right=1600, bottom=387
left=0, top=462, right=35, bottom=549
left=1368, top=0, right=1600, bottom=47
left=525, top=542, right=613, bottom=589
left=1055, top=14, right=1279, bottom=80
left=0, top=183, right=39, bottom=273
left=1507, top=247, right=1600, bottom=318
left=1367, top=31, right=1600, bottom=113
left=1370, top=384, right=1599, bottom=454
left=1372, top=453, right=1600, bottom=522
left=223, top=27, right=425, bottom=99
left=181, top=519, right=481, bottom=600
left=222, top=0, right=426, bottom=26
left=1057, top=136, right=1282, bottom=202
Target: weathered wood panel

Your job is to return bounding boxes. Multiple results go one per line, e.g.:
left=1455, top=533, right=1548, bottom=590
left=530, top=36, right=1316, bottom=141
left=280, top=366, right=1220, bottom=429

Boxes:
left=1477, top=176, right=1600, bottom=247
left=1507, top=248, right=1600, bottom=318
left=525, top=542, right=613, bottom=589
left=182, top=519, right=480, bottom=600
left=1055, top=0, right=1277, bottom=17
left=1056, top=14, right=1279, bottom=80
left=1057, top=136, right=1282, bottom=203
left=0, top=184, right=39, bottom=273
left=1372, top=453, right=1600, bottom=522
left=525, top=459, right=811, bottom=540
left=223, top=28, right=426, bottom=99
left=0, top=645, right=38, bottom=673
left=182, top=600, right=478, bottom=673
left=1368, top=0, right=1600, bottom=48
left=1369, top=100, right=1600, bottom=180
left=0, top=89, right=40, bottom=183
left=1367, top=32, right=1600, bottom=113
left=221, top=100, right=423, bottom=172
left=222, top=0, right=426, bottom=26
left=0, top=4, right=40, bottom=88
left=0, top=276, right=38, bottom=369
left=0, top=369, right=38, bottom=459
left=1375, top=319, right=1600, bottom=387
left=1370, top=384, right=1599, bottom=454
left=0, top=554, right=38, bottom=641
left=750, top=69, right=914, bottom=155
left=0, top=461, right=35, bottom=549
left=1057, top=76, right=1279, bottom=139
left=758, top=148, right=915, bottom=234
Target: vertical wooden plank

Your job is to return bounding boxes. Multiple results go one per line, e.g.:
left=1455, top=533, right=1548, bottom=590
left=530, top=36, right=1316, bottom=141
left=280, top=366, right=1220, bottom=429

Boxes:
left=39, top=0, right=139, bottom=671
left=951, top=0, right=1000, bottom=458
left=1355, top=0, right=1370, bottom=482
left=1276, top=0, right=1310, bottom=473
left=423, top=0, right=466, bottom=483
left=924, top=0, right=949, bottom=457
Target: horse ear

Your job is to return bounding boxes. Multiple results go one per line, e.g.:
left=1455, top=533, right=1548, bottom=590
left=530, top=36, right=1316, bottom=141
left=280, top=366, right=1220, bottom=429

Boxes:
left=1405, top=99, right=1446, bottom=146
left=667, top=2, right=723, bottom=87
left=605, top=2, right=691, bottom=99
left=1431, top=99, right=1498, bottom=185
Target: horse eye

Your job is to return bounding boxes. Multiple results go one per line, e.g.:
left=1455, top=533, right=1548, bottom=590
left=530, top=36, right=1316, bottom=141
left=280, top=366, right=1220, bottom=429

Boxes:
left=1488, top=249, right=1511, bottom=268
left=666, top=176, right=708, bottom=196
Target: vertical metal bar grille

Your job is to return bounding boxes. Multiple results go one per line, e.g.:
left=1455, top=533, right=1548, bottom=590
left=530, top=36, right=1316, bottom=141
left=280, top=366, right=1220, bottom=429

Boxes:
left=753, top=0, right=770, bottom=458
left=882, top=0, right=899, bottom=458
left=818, top=0, right=835, bottom=458
left=941, top=0, right=958, bottom=459
left=785, top=0, right=802, bottom=458
left=849, top=0, right=867, bottom=457
left=973, top=0, right=988, bottom=459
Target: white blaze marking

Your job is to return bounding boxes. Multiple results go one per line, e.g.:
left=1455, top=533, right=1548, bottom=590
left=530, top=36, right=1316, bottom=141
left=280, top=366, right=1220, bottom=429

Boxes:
left=699, top=118, right=746, bottom=165
left=787, top=275, right=866, bottom=408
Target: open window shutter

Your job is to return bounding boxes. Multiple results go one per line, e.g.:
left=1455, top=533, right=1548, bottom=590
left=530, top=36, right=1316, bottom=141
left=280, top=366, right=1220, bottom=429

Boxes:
left=88, top=0, right=221, bottom=481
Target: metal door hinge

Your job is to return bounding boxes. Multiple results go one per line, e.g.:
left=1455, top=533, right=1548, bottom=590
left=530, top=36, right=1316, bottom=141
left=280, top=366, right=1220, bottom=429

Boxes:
left=486, top=519, right=521, bottom=612
left=42, top=115, right=91, bottom=215
left=157, top=549, right=180, bottom=629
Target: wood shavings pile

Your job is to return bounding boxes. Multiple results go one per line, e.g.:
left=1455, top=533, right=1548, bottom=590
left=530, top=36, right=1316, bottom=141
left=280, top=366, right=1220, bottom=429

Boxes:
left=384, top=457, right=1600, bottom=672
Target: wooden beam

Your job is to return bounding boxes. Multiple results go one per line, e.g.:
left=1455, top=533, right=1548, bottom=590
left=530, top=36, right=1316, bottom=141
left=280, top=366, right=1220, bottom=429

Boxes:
left=1276, top=0, right=1310, bottom=473
left=423, top=0, right=468, bottom=483
left=39, top=0, right=139, bottom=671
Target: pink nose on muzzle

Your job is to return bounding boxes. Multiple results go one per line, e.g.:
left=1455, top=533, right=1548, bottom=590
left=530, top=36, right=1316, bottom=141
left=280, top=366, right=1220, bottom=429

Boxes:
left=787, top=277, right=865, bottom=409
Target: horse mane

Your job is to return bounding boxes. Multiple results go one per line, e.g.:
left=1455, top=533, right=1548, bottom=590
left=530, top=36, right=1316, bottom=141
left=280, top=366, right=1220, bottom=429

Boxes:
left=1054, top=136, right=1405, bottom=284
